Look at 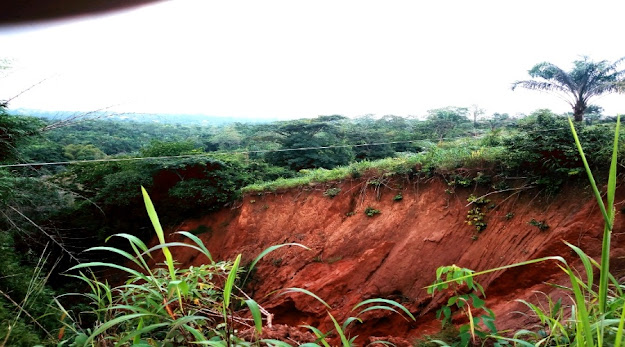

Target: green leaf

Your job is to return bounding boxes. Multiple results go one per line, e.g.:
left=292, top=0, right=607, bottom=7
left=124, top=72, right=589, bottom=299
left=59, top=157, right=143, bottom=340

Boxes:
left=67, top=262, right=149, bottom=282
left=276, top=288, right=331, bottom=309
left=300, top=325, right=332, bottom=347
left=114, top=322, right=169, bottom=347
left=470, top=294, right=484, bottom=309
left=141, top=186, right=176, bottom=280
left=260, top=339, right=293, bottom=347
left=244, top=299, right=263, bottom=335
left=356, top=305, right=401, bottom=318
left=168, top=280, right=190, bottom=296
left=106, top=233, right=149, bottom=253
left=174, top=231, right=213, bottom=262
left=342, top=316, right=362, bottom=331
left=222, top=254, right=242, bottom=317
left=83, top=246, right=143, bottom=268
left=328, top=311, right=350, bottom=346
left=352, top=298, right=415, bottom=321
left=242, top=243, right=310, bottom=285
left=564, top=241, right=594, bottom=290
left=85, top=313, right=153, bottom=346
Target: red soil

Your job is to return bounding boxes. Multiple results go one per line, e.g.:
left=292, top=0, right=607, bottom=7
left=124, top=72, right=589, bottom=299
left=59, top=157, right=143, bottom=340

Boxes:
left=160, top=176, right=625, bottom=345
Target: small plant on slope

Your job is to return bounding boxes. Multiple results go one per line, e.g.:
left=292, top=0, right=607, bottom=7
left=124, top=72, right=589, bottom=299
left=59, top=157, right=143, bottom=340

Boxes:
left=323, top=187, right=341, bottom=198
left=465, top=194, right=491, bottom=235
left=427, top=265, right=498, bottom=346
left=364, top=206, right=381, bottom=217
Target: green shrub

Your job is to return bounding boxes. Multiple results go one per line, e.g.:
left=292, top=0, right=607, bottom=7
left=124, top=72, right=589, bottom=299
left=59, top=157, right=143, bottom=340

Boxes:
left=323, top=187, right=341, bottom=198
left=364, top=206, right=381, bottom=217
left=528, top=218, right=549, bottom=231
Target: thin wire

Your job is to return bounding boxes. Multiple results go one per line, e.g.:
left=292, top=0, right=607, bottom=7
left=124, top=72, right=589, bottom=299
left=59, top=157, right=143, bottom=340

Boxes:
left=0, top=126, right=575, bottom=169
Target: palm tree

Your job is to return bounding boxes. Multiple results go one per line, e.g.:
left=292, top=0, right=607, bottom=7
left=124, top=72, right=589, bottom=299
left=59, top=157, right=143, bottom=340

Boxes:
left=512, top=57, right=625, bottom=121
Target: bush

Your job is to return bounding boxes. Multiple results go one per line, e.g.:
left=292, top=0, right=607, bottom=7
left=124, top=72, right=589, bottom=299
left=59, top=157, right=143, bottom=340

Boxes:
left=502, top=109, right=616, bottom=174
left=364, top=206, right=381, bottom=217
left=323, top=187, right=341, bottom=198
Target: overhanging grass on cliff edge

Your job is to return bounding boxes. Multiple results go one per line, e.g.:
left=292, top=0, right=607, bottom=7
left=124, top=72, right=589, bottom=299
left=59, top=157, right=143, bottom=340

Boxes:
left=242, top=141, right=506, bottom=194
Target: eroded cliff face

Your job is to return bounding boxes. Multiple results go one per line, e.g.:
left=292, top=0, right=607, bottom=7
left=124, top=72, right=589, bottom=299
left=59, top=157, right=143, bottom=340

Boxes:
left=161, top=176, right=625, bottom=345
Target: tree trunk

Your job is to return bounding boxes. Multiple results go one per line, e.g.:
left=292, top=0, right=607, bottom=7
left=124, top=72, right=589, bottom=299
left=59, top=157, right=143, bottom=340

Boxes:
left=573, top=101, right=586, bottom=122
left=573, top=110, right=584, bottom=122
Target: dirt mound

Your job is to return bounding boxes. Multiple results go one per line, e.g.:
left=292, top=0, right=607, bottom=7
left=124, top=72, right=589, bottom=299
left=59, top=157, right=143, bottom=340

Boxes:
left=163, top=176, right=625, bottom=344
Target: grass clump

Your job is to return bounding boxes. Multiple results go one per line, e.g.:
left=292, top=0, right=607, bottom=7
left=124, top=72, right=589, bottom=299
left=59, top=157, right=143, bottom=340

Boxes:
left=242, top=155, right=422, bottom=193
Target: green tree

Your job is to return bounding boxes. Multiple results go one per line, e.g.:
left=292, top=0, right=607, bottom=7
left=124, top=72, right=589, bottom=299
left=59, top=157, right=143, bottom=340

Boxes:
left=265, top=115, right=354, bottom=170
left=0, top=107, right=44, bottom=162
left=420, top=106, right=471, bottom=140
left=63, top=143, right=106, bottom=160
left=512, top=56, right=625, bottom=122
left=140, top=140, right=199, bottom=157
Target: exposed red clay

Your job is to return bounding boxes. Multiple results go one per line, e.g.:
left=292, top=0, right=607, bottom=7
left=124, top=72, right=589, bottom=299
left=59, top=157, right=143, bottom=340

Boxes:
left=156, top=176, right=625, bottom=345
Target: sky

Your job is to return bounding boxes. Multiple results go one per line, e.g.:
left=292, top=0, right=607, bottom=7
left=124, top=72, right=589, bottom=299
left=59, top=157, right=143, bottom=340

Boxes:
left=1, top=0, right=625, bottom=120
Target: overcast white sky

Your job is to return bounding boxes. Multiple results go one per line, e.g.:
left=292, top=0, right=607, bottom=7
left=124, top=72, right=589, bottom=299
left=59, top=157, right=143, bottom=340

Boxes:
left=1, top=0, right=624, bottom=120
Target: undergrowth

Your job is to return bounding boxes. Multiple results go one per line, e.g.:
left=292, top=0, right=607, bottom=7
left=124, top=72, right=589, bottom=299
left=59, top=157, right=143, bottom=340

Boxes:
left=242, top=140, right=507, bottom=194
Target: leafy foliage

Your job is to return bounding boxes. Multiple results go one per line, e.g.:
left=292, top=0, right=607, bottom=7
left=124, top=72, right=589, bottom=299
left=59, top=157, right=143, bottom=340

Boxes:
left=502, top=109, right=617, bottom=177
left=427, top=265, right=498, bottom=346
left=265, top=115, right=355, bottom=170
left=512, top=56, right=625, bottom=121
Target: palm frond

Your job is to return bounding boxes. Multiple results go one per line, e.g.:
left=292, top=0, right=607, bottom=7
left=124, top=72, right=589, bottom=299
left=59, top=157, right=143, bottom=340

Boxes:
left=528, top=62, right=577, bottom=92
left=512, top=80, right=570, bottom=93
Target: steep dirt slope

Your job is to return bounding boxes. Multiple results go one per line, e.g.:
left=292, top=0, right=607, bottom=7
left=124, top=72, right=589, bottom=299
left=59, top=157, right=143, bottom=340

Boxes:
left=164, top=176, right=625, bottom=345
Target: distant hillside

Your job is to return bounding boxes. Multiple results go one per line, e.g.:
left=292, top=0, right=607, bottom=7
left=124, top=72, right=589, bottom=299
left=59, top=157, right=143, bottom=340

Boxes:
left=7, top=108, right=278, bottom=125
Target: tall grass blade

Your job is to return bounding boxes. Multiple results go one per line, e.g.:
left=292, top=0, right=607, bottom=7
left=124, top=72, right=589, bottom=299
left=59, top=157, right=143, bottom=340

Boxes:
left=276, top=288, right=331, bottom=309
left=142, top=242, right=207, bottom=256
left=174, top=231, right=213, bottom=262
left=85, top=313, right=153, bottom=346
left=356, top=305, right=401, bottom=318
left=366, top=341, right=396, bottom=347
left=353, top=298, right=416, bottom=321
left=564, top=265, right=594, bottom=347
left=106, top=233, right=149, bottom=253
left=222, top=254, right=242, bottom=319
left=342, top=316, right=362, bottom=331
left=567, top=118, right=611, bottom=228
left=242, top=243, right=310, bottom=285
left=614, top=299, right=625, bottom=347
left=83, top=246, right=143, bottom=268
left=260, top=339, right=295, bottom=347
left=564, top=241, right=595, bottom=291
left=141, top=186, right=176, bottom=280
left=327, top=311, right=350, bottom=346
left=67, top=262, right=149, bottom=282
left=569, top=115, right=620, bottom=318
left=244, top=299, right=263, bottom=335
left=300, top=325, right=332, bottom=347
left=114, top=322, right=169, bottom=346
